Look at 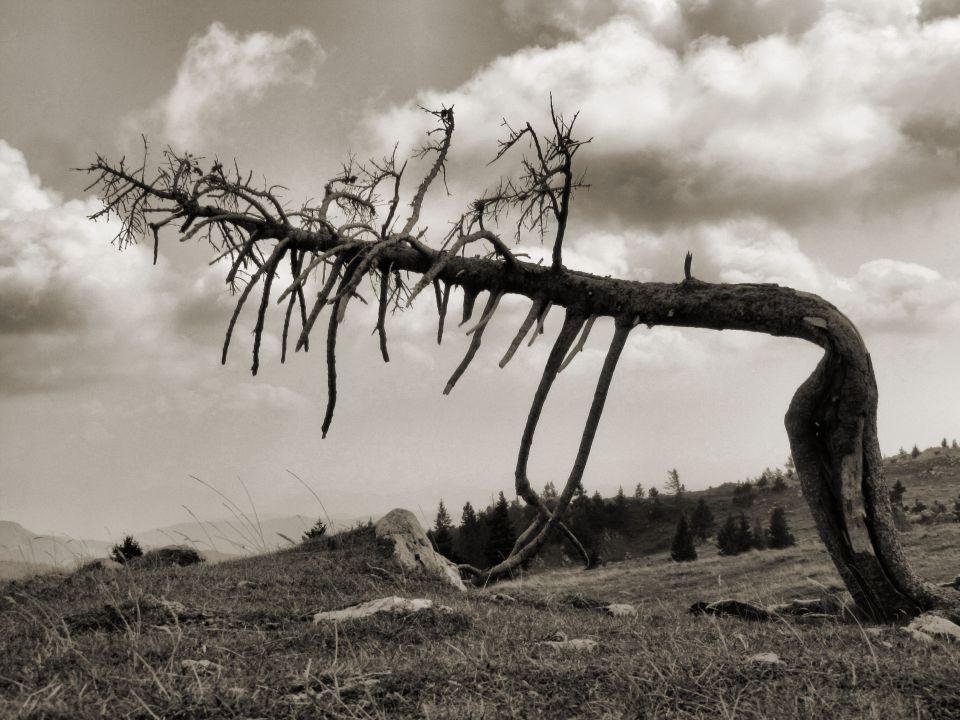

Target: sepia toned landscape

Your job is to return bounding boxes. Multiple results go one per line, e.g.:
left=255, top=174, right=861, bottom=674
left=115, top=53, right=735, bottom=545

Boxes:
left=3, top=2, right=960, bottom=718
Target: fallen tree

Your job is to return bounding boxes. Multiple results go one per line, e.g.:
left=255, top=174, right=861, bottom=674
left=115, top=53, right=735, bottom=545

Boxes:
left=84, top=105, right=958, bottom=621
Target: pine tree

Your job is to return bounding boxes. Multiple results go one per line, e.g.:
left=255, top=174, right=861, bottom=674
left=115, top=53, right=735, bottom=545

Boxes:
left=483, top=492, right=517, bottom=566
left=110, top=535, right=143, bottom=564
left=302, top=518, right=327, bottom=541
left=890, top=480, right=906, bottom=506
left=542, top=481, right=558, bottom=499
left=911, top=444, right=921, bottom=459
left=610, top=486, right=629, bottom=530
left=952, top=439, right=959, bottom=450
left=670, top=514, right=697, bottom=562
left=432, top=500, right=455, bottom=560
left=751, top=518, right=768, bottom=550
left=666, top=468, right=684, bottom=501
left=942, top=438, right=949, bottom=449
left=457, top=501, right=485, bottom=567
left=716, top=515, right=740, bottom=555
left=633, top=482, right=645, bottom=500
left=768, top=507, right=796, bottom=549
left=690, top=498, right=715, bottom=540
left=735, top=514, right=753, bottom=552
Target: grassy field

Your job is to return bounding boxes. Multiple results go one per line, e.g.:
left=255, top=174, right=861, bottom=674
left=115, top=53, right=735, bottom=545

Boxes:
left=2, top=512, right=959, bottom=719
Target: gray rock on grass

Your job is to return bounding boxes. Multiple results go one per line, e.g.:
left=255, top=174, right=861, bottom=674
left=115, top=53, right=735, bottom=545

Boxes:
left=313, top=595, right=452, bottom=623
left=374, top=509, right=466, bottom=591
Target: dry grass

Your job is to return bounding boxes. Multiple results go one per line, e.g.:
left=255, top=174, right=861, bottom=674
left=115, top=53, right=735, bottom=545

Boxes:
left=2, top=516, right=959, bottom=719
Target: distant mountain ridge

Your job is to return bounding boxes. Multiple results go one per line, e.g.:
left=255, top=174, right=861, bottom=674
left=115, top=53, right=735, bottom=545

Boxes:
left=0, top=512, right=371, bottom=578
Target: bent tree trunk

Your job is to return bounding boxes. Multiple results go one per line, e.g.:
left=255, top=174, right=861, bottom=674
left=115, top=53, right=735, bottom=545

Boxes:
left=85, top=119, right=958, bottom=622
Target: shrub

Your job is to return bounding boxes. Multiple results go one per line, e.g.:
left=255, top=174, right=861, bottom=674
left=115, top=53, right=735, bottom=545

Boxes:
left=109, top=535, right=143, bottom=565
left=137, top=546, right=205, bottom=567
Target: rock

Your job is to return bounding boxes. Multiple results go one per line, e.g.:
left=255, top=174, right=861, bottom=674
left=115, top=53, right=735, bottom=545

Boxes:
left=905, top=613, right=960, bottom=643
left=537, top=633, right=598, bottom=651
left=490, top=593, right=516, bottom=603
left=747, top=652, right=782, bottom=665
left=181, top=659, right=221, bottom=674
left=604, top=603, right=638, bottom=617
left=900, top=626, right=937, bottom=644
left=236, top=580, right=257, bottom=589
left=374, top=509, right=466, bottom=591
left=313, top=595, right=452, bottom=624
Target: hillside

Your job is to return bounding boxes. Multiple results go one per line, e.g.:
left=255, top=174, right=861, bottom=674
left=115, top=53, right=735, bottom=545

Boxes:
left=2, top=517, right=958, bottom=718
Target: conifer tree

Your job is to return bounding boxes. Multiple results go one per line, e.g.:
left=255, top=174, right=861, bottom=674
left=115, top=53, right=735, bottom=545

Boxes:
left=457, top=501, right=485, bottom=567
left=670, top=514, right=697, bottom=562
left=432, top=500, right=455, bottom=560
left=911, top=445, right=921, bottom=459
left=666, top=468, right=684, bottom=502
left=717, top=515, right=739, bottom=556
left=736, top=514, right=753, bottom=552
left=690, top=498, right=715, bottom=540
left=302, top=518, right=327, bottom=541
left=768, top=507, right=796, bottom=549
left=890, top=480, right=907, bottom=507
left=484, top=492, right=517, bottom=566
left=110, top=535, right=143, bottom=564
left=751, top=517, right=768, bottom=550
left=633, top=482, right=645, bottom=500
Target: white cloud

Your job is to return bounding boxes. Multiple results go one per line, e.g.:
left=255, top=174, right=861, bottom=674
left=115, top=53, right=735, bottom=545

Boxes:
left=0, top=140, right=308, bottom=404
left=155, top=23, right=323, bottom=148
left=699, top=217, right=824, bottom=291
left=365, top=5, right=960, bottom=226
left=840, top=259, right=960, bottom=331
left=696, top=215, right=960, bottom=332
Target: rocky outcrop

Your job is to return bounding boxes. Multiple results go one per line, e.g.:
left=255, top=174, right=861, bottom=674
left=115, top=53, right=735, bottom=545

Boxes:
left=374, top=509, right=466, bottom=591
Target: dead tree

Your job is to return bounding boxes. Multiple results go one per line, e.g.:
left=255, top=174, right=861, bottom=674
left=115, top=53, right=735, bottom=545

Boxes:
left=83, top=107, right=958, bottom=621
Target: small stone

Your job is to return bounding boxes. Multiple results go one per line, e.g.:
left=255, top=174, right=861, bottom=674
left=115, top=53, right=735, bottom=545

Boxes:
left=181, top=659, right=221, bottom=674
left=900, top=627, right=936, bottom=644
left=604, top=603, right=637, bottom=617
left=490, top=593, right=516, bottom=603
left=906, top=613, right=960, bottom=643
left=538, top=638, right=598, bottom=652
left=313, top=595, right=439, bottom=623
left=747, top=652, right=782, bottom=665
left=236, top=580, right=256, bottom=589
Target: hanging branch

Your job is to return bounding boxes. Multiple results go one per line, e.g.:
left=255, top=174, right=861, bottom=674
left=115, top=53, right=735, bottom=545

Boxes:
left=443, top=291, right=504, bottom=395
left=499, top=298, right=545, bottom=368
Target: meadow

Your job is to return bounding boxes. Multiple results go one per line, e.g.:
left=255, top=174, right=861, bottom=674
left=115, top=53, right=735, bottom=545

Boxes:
left=1, top=449, right=958, bottom=719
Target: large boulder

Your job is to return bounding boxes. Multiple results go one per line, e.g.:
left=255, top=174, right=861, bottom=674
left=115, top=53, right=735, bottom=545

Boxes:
left=374, top=509, right=466, bottom=591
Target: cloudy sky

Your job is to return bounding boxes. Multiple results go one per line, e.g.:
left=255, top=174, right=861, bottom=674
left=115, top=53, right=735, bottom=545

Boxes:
left=3, top=0, right=960, bottom=541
